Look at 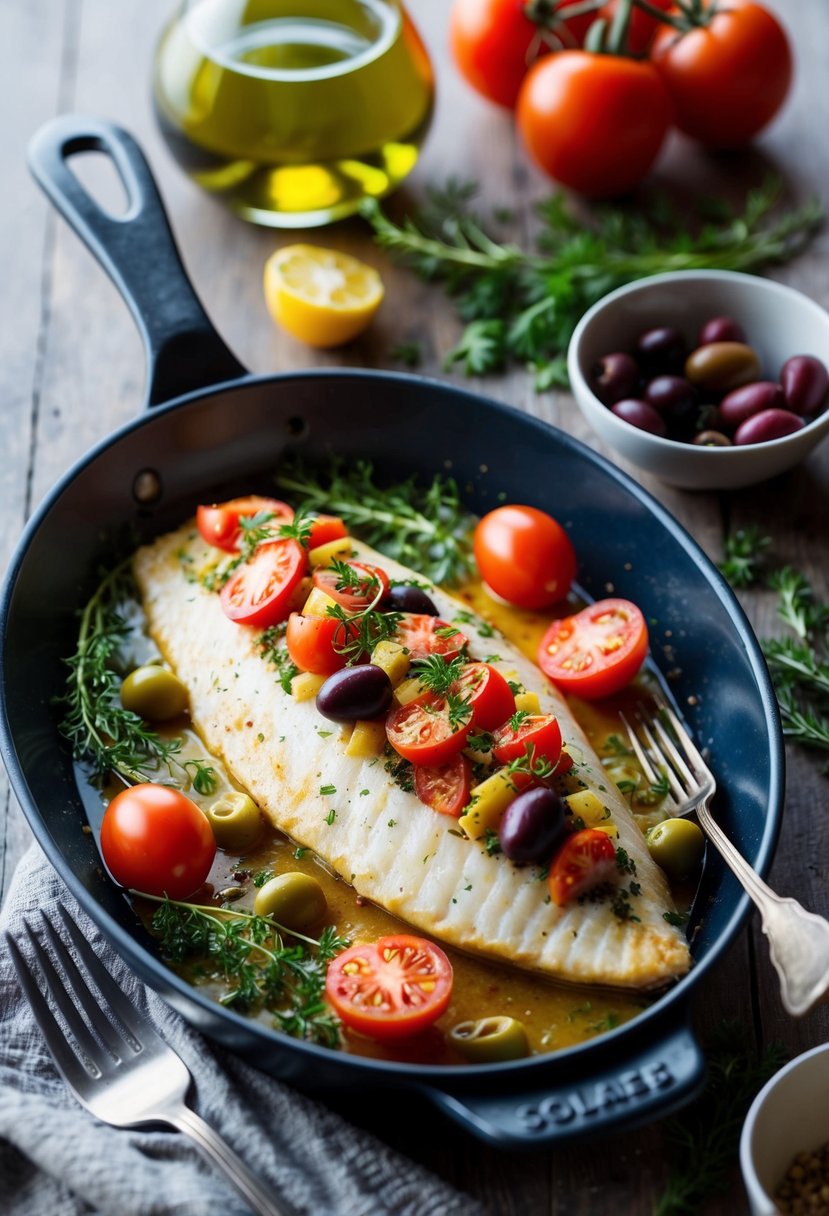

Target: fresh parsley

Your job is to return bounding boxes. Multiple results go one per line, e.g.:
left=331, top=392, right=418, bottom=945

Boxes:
left=363, top=179, right=823, bottom=391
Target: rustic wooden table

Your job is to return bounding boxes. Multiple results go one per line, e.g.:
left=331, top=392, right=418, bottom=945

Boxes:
left=2, top=1, right=828, bottom=1212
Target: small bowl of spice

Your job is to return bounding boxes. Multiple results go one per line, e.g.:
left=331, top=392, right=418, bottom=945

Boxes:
left=568, top=270, right=829, bottom=490
left=741, top=1041, right=829, bottom=1216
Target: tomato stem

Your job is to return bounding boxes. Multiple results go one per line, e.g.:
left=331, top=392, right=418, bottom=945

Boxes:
left=629, top=0, right=717, bottom=33
left=606, top=0, right=634, bottom=54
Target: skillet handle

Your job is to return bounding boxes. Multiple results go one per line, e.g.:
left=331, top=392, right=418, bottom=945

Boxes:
left=421, top=1016, right=705, bottom=1148
left=27, top=114, right=248, bottom=407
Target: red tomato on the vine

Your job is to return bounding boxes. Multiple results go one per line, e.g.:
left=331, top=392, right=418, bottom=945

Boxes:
left=449, top=0, right=595, bottom=109
left=650, top=1, right=792, bottom=148
left=516, top=51, right=673, bottom=198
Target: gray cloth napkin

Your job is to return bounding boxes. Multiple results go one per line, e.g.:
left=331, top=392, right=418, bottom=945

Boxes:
left=0, top=844, right=484, bottom=1216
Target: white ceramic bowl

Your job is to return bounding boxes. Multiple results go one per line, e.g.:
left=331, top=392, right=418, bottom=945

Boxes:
left=741, top=1041, right=829, bottom=1216
left=568, top=270, right=829, bottom=490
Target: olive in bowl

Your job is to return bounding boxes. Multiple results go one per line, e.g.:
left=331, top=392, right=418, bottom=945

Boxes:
left=567, top=271, right=829, bottom=490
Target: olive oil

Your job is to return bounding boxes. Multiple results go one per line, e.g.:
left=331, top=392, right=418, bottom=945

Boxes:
left=153, top=0, right=434, bottom=226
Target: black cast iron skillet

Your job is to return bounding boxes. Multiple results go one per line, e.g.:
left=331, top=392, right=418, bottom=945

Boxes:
left=0, top=115, right=785, bottom=1148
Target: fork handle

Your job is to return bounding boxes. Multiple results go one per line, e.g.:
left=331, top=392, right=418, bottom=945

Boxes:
left=697, top=801, right=829, bottom=1017
left=165, top=1105, right=299, bottom=1216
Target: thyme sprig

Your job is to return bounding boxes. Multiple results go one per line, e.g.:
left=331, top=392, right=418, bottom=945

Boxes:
left=145, top=893, right=349, bottom=1047
left=718, top=548, right=829, bottom=763
left=275, top=457, right=475, bottom=587
left=56, top=562, right=211, bottom=788
left=656, top=1021, right=786, bottom=1216
left=411, top=654, right=468, bottom=697
left=362, top=178, right=823, bottom=389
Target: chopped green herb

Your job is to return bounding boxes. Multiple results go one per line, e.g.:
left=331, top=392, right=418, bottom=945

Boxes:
left=319, top=784, right=337, bottom=797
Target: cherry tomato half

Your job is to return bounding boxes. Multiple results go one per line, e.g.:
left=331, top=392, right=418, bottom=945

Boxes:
left=453, top=662, right=516, bottom=732
left=651, top=0, right=792, bottom=149
left=516, top=51, right=673, bottom=198
left=449, top=0, right=595, bottom=109
left=394, top=615, right=468, bottom=661
left=325, top=934, right=453, bottom=1041
left=538, top=598, right=648, bottom=700
left=473, top=505, right=576, bottom=610
left=220, top=539, right=307, bottom=629
left=197, top=496, right=294, bottom=552
left=313, top=561, right=390, bottom=613
left=492, top=713, right=562, bottom=774
left=548, top=828, right=617, bottom=906
left=286, top=612, right=358, bottom=675
left=386, top=694, right=471, bottom=766
left=414, top=753, right=472, bottom=818
left=100, top=783, right=216, bottom=900
left=307, top=514, right=348, bottom=550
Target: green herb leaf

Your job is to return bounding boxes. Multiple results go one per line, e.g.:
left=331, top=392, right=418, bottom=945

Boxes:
left=275, top=456, right=475, bottom=587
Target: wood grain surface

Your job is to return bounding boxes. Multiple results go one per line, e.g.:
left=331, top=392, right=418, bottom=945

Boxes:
left=1, top=1, right=827, bottom=1212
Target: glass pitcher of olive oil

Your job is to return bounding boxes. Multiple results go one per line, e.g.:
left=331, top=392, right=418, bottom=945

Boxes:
left=153, top=0, right=434, bottom=227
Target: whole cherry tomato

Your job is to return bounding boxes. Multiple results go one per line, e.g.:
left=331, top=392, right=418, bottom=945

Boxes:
left=651, top=1, right=792, bottom=148
left=474, top=505, right=576, bottom=610
left=449, top=0, right=596, bottom=109
left=100, top=784, right=216, bottom=900
left=517, top=51, right=673, bottom=197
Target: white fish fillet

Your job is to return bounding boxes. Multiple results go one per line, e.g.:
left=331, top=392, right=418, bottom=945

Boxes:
left=133, top=525, right=691, bottom=991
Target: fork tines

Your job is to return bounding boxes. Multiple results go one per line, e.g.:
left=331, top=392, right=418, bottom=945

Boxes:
left=620, top=696, right=715, bottom=811
left=4, top=904, right=144, bottom=1082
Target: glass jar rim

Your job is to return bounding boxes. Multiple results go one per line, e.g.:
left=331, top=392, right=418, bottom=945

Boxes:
left=182, top=0, right=402, bottom=82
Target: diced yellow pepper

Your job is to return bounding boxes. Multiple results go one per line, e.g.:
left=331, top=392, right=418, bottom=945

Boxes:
left=302, top=586, right=339, bottom=618
left=291, top=671, right=327, bottom=701
left=370, top=640, right=411, bottom=687
left=514, top=690, right=541, bottom=715
left=393, top=677, right=423, bottom=707
left=458, top=770, right=519, bottom=840
left=308, top=536, right=354, bottom=567
left=345, top=719, right=387, bottom=758
left=564, top=789, right=615, bottom=831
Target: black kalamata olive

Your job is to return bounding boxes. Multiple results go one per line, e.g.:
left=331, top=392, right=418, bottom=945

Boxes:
left=697, top=316, right=747, bottom=347
left=610, top=398, right=667, bottom=437
left=635, top=327, right=687, bottom=376
left=645, top=375, right=695, bottom=413
left=316, top=665, right=393, bottom=722
left=385, top=584, right=439, bottom=616
left=500, top=788, right=567, bottom=864
left=592, top=352, right=640, bottom=404
left=780, top=355, right=829, bottom=416
left=733, top=409, right=805, bottom=446
left=719, top=381, right=785, bottom=429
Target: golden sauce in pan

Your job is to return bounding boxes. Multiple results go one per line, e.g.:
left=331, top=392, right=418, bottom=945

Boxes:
left=125, top=580, right=678, bottom=1064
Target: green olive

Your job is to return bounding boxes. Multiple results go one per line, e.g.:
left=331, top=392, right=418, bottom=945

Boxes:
left=120, top=665, right=189, bottom=721
left=646, top=817, right=705, bottom=881
left=684, top=342, right=760, bottom=393
left=449, top=1016, right=529, bottom=1063
left=254, top=872, right=327, bottom=931
left=204, top=792, right=263, bottom=852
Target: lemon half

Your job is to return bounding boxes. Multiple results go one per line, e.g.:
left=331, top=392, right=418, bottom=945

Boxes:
left=263, top=244, right=385, bottom=349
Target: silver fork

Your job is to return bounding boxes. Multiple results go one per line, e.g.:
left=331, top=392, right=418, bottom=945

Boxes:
left=622, top=698, right=829, bottom=1018
left=4, top=904, right=295, bottom=1216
